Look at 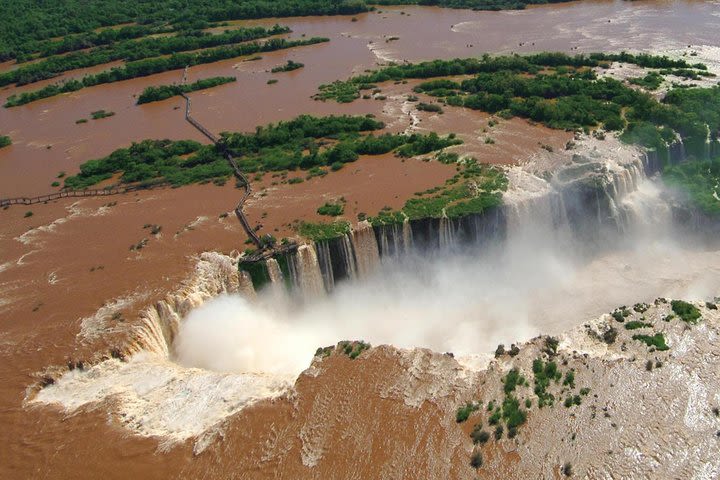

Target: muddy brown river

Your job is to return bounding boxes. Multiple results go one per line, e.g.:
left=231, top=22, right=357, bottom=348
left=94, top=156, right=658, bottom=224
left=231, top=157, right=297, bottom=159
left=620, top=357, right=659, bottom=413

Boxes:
left=1, top=0, right=719, bottom=197
left=1, top=1, right=720, bottom=478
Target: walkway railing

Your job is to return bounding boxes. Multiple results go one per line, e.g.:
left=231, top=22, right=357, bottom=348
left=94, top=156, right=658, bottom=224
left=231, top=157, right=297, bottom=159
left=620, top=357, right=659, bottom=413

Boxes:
left=0, top=184, right=162, bottom=208
left=179, top=91, right=262, bottom=248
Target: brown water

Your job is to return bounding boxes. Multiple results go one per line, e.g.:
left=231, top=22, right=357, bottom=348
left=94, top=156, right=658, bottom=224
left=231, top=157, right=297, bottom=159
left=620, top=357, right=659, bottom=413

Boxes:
left=1, top=1, right=720, bottom=478
left=1, top=0, right=719, bottom=197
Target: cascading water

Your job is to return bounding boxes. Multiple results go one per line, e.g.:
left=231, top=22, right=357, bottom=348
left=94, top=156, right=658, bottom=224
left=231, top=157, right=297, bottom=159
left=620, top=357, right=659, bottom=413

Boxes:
left=351, top=221, right=380, bottom=278
left=276, top=135, right=696, bottom=291
left=316, top=241, right=335, bottom=292
left=292, top=244, right=326, bottom=297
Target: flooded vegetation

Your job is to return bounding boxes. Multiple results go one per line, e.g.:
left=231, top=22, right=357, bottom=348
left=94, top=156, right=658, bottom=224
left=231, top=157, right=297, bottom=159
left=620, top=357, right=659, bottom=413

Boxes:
left=2, top=0, right=720, bottom=478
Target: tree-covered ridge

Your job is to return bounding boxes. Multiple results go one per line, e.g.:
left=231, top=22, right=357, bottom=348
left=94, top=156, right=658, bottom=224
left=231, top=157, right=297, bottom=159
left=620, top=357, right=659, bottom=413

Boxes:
left=4, top=37, right=329, bottom=108
left=0, top=0, right=368, bottom=60
left=137, top=77, right=237, bottom=104
left=0, top=25, right=290, bottom=88
left=64, top=115, right=462, bottom=189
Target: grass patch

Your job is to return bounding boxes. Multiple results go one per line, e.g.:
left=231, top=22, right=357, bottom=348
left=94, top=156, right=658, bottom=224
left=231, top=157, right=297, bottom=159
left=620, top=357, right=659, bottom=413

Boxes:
left=297, top=220, right=350, bottom=242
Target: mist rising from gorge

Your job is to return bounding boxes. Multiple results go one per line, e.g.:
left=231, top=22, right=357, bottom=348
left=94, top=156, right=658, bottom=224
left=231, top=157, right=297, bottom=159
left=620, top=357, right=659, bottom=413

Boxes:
left=175, top=177, right=720, bottom=378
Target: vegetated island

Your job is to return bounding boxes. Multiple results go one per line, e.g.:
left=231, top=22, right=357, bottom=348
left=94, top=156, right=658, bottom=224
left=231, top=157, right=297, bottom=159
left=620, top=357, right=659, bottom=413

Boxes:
left=62, top=114, right=462, bottom=190
left=137, top=76, right=236, bottom=104
left=270, top=60, right=304, bottom=73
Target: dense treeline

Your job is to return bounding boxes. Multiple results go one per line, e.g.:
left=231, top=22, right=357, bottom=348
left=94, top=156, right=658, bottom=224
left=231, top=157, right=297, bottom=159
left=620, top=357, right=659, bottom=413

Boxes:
left=64, top=115, right=461, bottom=188
left=137, top=76, right=236, bottom=104
left=316, top=52, right=706, bottom=101
left=9, top=25, right=168, bottom=63
left=0, top=0, right=367, bottom=59
left=0, top=25, right=289, bottom=88
left=663, top=157, right=720, bottom=215
left=373, top=0, right=573, bottom=11
left=4, top=37, right=329, bottom=107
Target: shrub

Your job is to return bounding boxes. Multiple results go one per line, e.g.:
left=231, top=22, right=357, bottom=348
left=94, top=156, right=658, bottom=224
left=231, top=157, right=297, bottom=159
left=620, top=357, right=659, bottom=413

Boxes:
left=471, top=426, right=490, bottom=444
left=417, top=102, right=443, bottom=113
left=671, top=300, right=701, bottom=324
left=317, top=202, right=344, bottom=216
left=632, top=333, right=669, bottom=351
left=494, top=425, right=504, bottom=440
left=271, top=60, right=304, bottom=73
left=470, top=450, right=483, bottom=468
left=625, top=321, right=652, bottom=330
left=602, top=326, right=618, bottom=344
left=456, top=402, right=479, bottom=423
left=91, top=109, right=114, bottom=120
left=24, top=211, right=33, bottom=217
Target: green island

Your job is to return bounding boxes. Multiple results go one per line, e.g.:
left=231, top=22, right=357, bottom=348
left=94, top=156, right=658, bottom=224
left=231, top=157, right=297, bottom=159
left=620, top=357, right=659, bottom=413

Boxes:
left=63, top=114, right=462, bottom=189
left=271, top=60, right=305, bottom=73
left=137, top=76, right=237, bottom=104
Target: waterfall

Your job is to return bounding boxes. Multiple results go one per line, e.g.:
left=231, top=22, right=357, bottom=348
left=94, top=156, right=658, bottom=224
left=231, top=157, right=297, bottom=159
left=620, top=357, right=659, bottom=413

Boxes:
left=292, top=244, right=325, bottom=297
left=438, top=216, right=456, bottom=251
left=126, top=252, right=249, bottom=358
left=402, top=218, right=413, bottom=254
left=316, top=241, right=335, bottom=292
left=376, top=223, right=404, bottom=258
left=266, top=258, right=283, bottom=283
left=351, top=221, right=380, bottom=278
left=339, top=234, right=357, bottom=281
left=282, top=138, right=683, bottom=290
left=265, top=258, right=286, bottom=297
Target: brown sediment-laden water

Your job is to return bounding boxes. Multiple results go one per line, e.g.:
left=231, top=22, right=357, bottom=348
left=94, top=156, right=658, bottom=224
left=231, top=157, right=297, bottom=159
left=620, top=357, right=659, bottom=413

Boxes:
left=1, top=1, right=720, bottom=478
left=1, top=0, right=719, bottom=197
